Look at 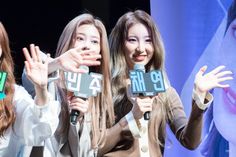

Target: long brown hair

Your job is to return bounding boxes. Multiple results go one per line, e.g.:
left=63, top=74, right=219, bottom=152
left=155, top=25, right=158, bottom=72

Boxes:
left=55, top=14, right=114, bottom=147
left=0, top=22, right=16, bottom=137
left=109, top=10, right=170, bottom=146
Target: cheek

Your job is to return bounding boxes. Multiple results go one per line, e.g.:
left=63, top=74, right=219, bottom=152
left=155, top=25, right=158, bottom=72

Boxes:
left=93, top=45, right=101, bottom=54
left=73, top=41, right=82, bottom=49
left=147, top=48, right=154, bottom=58
left=124, top=43, right=135, bottom=55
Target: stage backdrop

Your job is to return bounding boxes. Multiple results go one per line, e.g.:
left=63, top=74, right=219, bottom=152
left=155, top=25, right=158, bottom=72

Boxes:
left=150, top=0, right=232, bottom=157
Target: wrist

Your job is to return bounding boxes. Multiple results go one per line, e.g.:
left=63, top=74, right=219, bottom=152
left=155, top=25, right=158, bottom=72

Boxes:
left=48, top=58, right=60, bottom=74
left=192, top=88, right=213, bottom=110
left=34, top=84, right=47, bottom=92
left=35, top=87, right=48, bottom=106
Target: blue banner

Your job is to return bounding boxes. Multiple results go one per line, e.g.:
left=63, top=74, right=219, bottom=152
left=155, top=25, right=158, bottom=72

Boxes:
left=151, top=0, right=233, bottom=157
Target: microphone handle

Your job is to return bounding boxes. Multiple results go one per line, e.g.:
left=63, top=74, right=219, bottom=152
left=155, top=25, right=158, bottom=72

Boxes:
left=70, top=97, right=87, bottom=125
left=144, top=111, right=150, bottom=120
left=139, top=93, right=150, bottom=121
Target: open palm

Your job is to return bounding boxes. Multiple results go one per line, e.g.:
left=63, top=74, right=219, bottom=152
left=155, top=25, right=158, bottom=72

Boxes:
left=194, top=65, right=233, bottom=94
left=23, top=44, right=49, bottom=88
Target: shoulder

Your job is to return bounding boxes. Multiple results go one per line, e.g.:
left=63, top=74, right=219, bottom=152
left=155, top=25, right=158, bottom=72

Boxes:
left=14, top=84, right=31, bottom=95
left=13, top=84, right=32, bottom=102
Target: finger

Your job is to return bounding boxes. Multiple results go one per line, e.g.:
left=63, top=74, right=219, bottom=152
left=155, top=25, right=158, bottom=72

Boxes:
left=76, top=49, right=95, bottom=55
left=23, top=47, right=33, bottom=62
left=218, top=76, right=233, bottom=82
left=143, top=107, right=152, bottom=112
left=30, top=44, right=38, bottom=61
left=70, top=104, right=89, bottom=113
left=44, top=53, right=50, bottom=65
left=140, top=104, right=152, bottom=110
left=64, top=65, right=83, bottom=73
left=24, top=61, right=31, bottom=75
left=35, top=46, right=42, bottom=63
left=217, top=84, right=230, bottom=88
left=139, top=106, right=152, bottom=112
left=196, top=65, right=207, bottom=77
left=70, top=102, right=89, bottom=108
left=82, top=53, right=102, bottom=60
left=210, top=65, right=226, bottom=75
left=80, top=60, right=101, bottom=66
left=137, top=97, right=152, bottom=102
left=70, top=98, right=87, bottom=104
left=216, top=70, right=233, bottom=78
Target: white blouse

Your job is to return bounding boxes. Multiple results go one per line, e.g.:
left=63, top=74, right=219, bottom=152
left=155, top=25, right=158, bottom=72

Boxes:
left=0, top=85, right=60, bottom=157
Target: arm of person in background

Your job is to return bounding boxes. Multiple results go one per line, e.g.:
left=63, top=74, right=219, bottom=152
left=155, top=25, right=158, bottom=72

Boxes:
left=13, top=45, right=60, bottom=145
left=170, top=65, right=233, bottom=149
left=22, top=44, right=101, bottom=97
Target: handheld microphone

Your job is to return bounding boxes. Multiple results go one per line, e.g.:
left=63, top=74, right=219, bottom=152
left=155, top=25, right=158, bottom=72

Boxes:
left=65, top=65, right=103, bottom=125
left=133, top=64, right=150, bottom=120
left=69, top=65, right=89, bottom=125
left=130, top=64, right=165, bottom=121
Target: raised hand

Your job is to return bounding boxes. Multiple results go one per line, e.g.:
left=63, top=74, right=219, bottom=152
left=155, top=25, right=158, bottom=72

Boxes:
left=194, top=65, right=233, bottom=95
left=23, top=44, right=49, bottom=89
left=50, top=47, right=102, bottom=73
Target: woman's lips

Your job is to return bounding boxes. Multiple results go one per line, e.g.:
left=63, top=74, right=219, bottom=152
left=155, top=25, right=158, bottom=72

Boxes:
left=133, top=55, right=146, bottom=62
left=223, top=87, right=236, bottom=114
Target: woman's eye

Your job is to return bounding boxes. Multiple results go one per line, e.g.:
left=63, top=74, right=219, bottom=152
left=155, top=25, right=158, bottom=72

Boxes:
left=145, top=38, right=152, bottom=43
left=91, top=40, right=99, bottom=44
left=127, top=38, right=136, bottom=42
left=76, top=36, right=84, bottom=41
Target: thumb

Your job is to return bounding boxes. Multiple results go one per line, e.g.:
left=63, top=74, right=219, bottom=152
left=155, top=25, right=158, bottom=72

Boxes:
left=197, top=65, right=208, bottom=77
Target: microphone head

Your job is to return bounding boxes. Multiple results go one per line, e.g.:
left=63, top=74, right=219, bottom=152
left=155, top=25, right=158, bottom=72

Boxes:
left=79, top=65, right=89, bottom=73
left=134, top=64, right=145, bottom=72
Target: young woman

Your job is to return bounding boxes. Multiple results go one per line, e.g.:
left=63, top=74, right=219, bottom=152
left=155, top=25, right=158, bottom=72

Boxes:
left=22, top=13, right=115, bottom=156
left=0, top=22, right=60, bottom=157
left=99, top=10, right=233, bottom=157
left=201, top=1, right=236, bottom=157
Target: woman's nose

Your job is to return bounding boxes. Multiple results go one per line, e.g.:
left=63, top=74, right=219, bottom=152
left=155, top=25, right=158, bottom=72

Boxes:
left=81, top=41, right=90, bottom=50
left=136, top=42, right=145, bottom=53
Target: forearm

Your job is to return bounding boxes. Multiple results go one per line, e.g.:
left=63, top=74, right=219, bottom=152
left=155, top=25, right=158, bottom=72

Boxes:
left=177, top=89, right=213, bottom=149
left=48, top=58, right=60, bottom=74
left=177, top=102, right=204, bottom=150
left=34, top=86, right=48, bottom=106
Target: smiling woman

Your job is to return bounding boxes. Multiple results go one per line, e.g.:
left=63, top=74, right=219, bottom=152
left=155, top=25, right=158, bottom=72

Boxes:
left=124, top=23, right=154, bottom=68
left=213, top=1, right=236, bottom=156
left=98, top=10, right=233, bottom=157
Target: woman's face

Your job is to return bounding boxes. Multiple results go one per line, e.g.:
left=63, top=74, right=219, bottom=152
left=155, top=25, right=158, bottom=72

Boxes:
left=214, top=18, right=236, bottom=145
left=124, top=23, right=154, bottom=69
left=73, top=24, right=100, bottom=54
